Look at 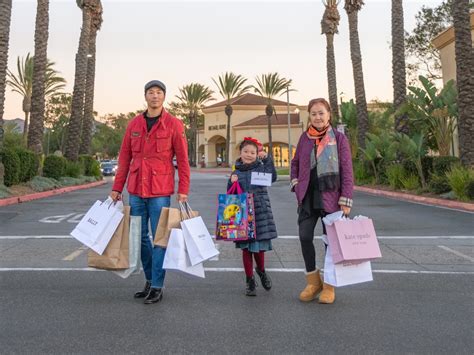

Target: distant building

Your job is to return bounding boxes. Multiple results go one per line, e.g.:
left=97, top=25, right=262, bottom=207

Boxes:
left=432, top=10, right=474, bottom=157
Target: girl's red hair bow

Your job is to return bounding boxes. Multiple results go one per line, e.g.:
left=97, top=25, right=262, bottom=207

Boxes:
left=243, top=137, right=262, bottom=147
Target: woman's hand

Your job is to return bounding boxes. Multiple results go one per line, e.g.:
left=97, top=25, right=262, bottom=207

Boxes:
left=258, top=151, right=267, bottom=159
left=110, top=191, right=122, bottom=202
left=230, top=174, right=238, bottom=183
left=340, top=205, right=351, bottom=217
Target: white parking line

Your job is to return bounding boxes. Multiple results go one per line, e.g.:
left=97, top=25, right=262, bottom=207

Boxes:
left=1, top=235, right=473, bottom=240
left=0, top=267, right=472, bottom=275
left=62, top=246, right=88, bottom=261
left=438, top=246, right=474, bottom=262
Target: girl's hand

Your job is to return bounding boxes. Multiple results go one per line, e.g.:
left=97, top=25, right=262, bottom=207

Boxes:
left=341, top=205, right=351, bottom=217
left=258, top=151, right=267, bottom=159
left=230, top=174, right=238, bottom=183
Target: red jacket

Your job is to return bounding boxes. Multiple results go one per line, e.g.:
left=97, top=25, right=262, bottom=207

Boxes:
left=112, top=110, right=190, bottom=198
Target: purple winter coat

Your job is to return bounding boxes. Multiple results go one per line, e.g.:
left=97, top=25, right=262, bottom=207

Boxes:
left=290, top=129, right=354, bottom=213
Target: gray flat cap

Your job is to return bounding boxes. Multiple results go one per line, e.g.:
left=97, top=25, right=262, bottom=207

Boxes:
left=144, top=80, right=166, bottom=94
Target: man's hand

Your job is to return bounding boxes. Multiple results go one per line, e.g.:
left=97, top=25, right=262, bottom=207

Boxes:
left=341, top=205, right=351, bottom=217
left=230, top=174, right=238, bottom=183
left=110, top=191, right=122, bottom=202
left=177, top=193, right=188, bottom=203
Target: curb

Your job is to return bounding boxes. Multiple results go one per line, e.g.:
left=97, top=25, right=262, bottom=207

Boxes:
left=354, top=185, right=474, bottom=212
left=0, top=180, right=107, bottom=207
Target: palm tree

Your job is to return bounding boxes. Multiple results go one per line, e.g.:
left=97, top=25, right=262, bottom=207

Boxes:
left=344, top=0, right=369, bottom=150
left=6, top=54, right=66, bottom=140
left=27, top=0, right=50, bottom=155
left=176, top=83, right=214, bottom=167
left=253, top=72, right=292, bottom=157
left=0, top=0, right=13, bottom=185
left=322, top=0, right=341, bottom=122
left=80, top=0, right=102, bottom=155
left=65, top=0, right=95, bottom=161
left=212, top=72, right=251, bottom=165
left=392, top=0, right=408, bottom=134
left=452, top=0, right=474, bottom=167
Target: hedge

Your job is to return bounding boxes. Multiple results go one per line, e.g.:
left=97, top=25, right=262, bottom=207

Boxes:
left=43, top=155, right=67, bottom=181
left=14, top=148, right=39, bottom=183
left=0, top=148, right=21, bottom=186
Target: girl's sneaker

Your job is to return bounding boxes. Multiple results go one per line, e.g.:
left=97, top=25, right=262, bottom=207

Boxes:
left=246, top=276, right=257, bottom=296
left=255, top=268, right=272, bottom=290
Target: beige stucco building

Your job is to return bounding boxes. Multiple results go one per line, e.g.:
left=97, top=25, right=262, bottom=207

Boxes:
left=197, top=93, right=306, bottom=168
left=432, top=11, right=474, bottom=156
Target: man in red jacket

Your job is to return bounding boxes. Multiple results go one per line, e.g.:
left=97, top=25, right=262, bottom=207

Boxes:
left=110, top=80, right=190, bottom=304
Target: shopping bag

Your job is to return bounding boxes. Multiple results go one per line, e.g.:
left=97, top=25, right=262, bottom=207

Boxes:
left=112, top=215, right=142, bottom=279
left=215, top=182, right=256, bottom=241
left=323, top=236, right=373, bottom=287
left=163, top=228, right=205, bottom=278
left=154, top=207, right=199, bottom=247
left=71, top=198, right=124, bottom=255
left=87, top=206, right=131, bottom=269
left=323, top=212, right=382, bottom=264
left=181, top=202, right=219, bottom=266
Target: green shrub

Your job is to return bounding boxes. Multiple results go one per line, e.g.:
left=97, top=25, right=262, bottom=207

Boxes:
left=353, top=159, right=374, bottom=185
left=432, top=156, right=460, bottom=175
left=28, top=176, right=61, bottom=192
left=14, top=148, right=39, bottom=183
left=0, top=148, right=21, bottom=186
left=79, top=155, right=98, bottom=177
left=466, top=180, right=474, bottom=201
left=401, top=174, right=420, bottom=190
left=64, top=160, right=83, bottom=178
left=89, top=160, right=101, bottom=178
left=446, top=166, right=473, bottom=201
left=386, top=164, right=406, bottom=190
left=403, top=156, right=434, bottom=183
left=0, top=184, right=12, bottom=198
left=43, top=155, right=67, bottom=180
left=429, top=173, right=451, bottom=194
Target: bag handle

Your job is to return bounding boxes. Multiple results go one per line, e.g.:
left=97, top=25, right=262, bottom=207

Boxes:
left=178, top=201, right=194, bottom=221
left=227, top=181, right=243, bottom=194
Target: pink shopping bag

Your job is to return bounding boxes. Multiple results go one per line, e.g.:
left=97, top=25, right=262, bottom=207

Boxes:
left=326, top=218, right=382, bottom=264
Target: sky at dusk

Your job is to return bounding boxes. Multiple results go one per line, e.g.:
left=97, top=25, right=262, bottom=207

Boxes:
left=4, top=0, right=445, bottom=120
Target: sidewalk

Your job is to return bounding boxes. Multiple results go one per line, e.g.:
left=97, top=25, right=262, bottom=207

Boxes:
left=0, top=180, right=107, bottom=207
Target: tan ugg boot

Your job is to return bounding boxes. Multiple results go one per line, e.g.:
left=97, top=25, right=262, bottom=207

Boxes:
left=318, top=283, right=335, bottom=304
left=299, top=270, right=323, bottom=302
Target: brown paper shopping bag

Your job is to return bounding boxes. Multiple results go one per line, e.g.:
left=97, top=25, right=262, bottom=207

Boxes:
left=154, top=207, right=199, bottom=247
left=88, top=206, right=131, bottom=269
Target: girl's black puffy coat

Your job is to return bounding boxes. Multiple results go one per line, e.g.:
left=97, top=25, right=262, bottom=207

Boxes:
left=227, top=157, right=278, bottom=241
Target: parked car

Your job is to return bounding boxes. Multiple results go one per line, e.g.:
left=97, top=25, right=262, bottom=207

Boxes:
left=100, top=162, right=115, bottom=176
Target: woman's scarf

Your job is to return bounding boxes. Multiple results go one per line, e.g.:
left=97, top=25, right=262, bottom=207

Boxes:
left=307, top=125, right=340, bottom=191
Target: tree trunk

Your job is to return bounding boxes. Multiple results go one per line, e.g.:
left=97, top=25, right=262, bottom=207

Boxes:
left=79, top=27, right=97, bottom=155
left=0, top=0, right=13, bottom=185
left=27, top=0, right=49, bottom=155
left=347, top=10, right=369, bottom=150
left=326, top=33, right=340, bottom=122
left=64, top=7, right=91, bottom=161
left=452, top=0, right=474, bottom=167
left=225, top=112, right=231, bottom=165
left=266, top=104, right=273, bottom=157
left=22, top=110, right=29, bottom=141
left=392, top=0, right=408, bottom=134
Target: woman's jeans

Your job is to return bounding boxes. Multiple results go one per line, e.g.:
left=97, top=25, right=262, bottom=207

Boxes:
left=129, top=194, right=170, bottom=288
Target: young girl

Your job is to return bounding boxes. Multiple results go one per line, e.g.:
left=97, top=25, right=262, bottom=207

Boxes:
left=228, top=137, right=278, bottom=296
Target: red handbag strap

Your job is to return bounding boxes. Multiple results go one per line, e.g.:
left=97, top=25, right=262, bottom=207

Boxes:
left=227, top=181, right=243, bottom=194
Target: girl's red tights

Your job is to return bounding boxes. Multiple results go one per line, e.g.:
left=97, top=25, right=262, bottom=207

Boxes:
left=242, top=250, right=265, bottom=277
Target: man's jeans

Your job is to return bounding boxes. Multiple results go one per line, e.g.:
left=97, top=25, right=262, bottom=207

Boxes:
left=129, top=194, right=170, bottom=288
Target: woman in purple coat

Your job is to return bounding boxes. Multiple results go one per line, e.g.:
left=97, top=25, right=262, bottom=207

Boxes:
left=291, top=98, right=354, bottom=304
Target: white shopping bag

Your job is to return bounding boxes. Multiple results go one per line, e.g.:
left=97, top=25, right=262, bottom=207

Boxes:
left=71, top=198, right=124, bottom=255
left=251, top=172, right=272, bottom=186
left=323, top=235, right=373, bottom=287
left=181, top=215, right=219, bottom=266
left=112, top=215, right=142, bottom=279
left=163, top=228, right=205, bottom=278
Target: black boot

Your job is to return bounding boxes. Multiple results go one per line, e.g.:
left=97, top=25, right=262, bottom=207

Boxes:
left=256, top=268, right=272, bottom=291
left=134, top=281, right=151, bottom=299
left=144, top=288, right=163, bottom=304
left=245, top=276, right=257, bottom=296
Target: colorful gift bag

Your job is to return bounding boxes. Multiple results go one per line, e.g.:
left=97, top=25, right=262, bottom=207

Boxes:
left=215, top=182, right=256, bottom=241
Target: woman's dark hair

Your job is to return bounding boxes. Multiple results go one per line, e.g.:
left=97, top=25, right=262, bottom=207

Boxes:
left=239, top=140, right=259, bottom=152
